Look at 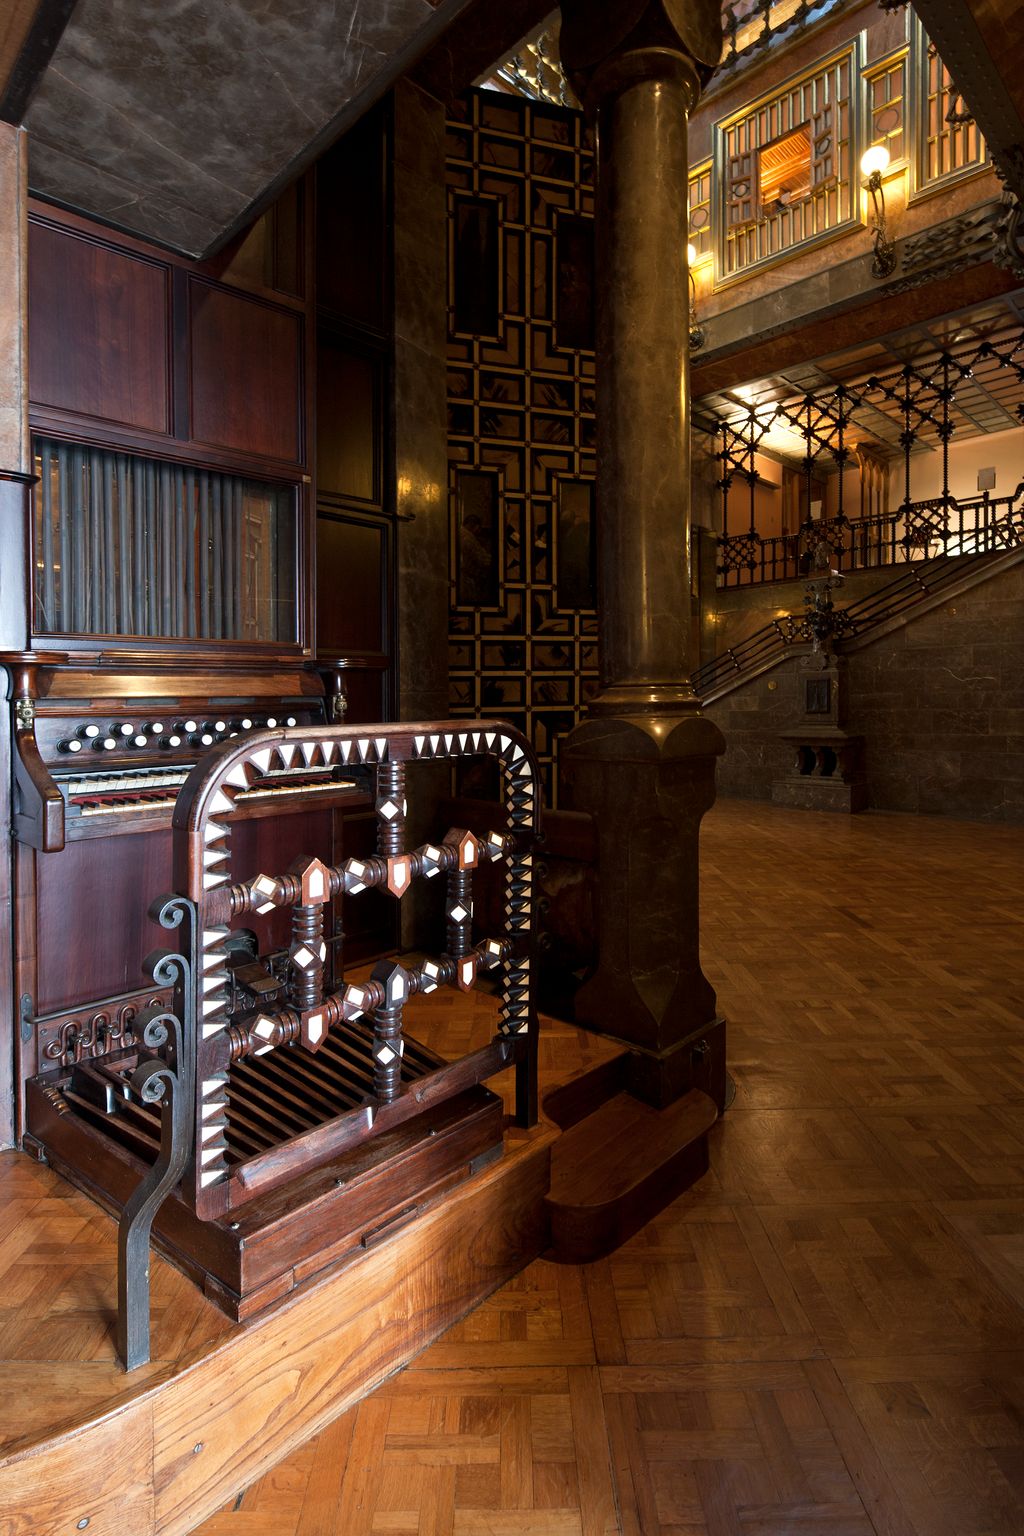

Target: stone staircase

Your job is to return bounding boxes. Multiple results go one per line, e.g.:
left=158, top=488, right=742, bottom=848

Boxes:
left=693, top=544, right=1024, bottom=703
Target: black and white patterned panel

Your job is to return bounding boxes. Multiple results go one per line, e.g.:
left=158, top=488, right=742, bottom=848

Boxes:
left=446, top=91, right=599, bottom=806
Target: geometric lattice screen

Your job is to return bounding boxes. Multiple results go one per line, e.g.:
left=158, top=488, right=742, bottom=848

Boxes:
left=446, top=90, right=597, bottom=807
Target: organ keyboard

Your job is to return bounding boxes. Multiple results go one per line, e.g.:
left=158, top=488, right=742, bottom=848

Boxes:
left=6, top=660, right=382, bottom=1107
left=55, top=761, right=363, bottom=825
left=11, top=667, right=367, bottom=845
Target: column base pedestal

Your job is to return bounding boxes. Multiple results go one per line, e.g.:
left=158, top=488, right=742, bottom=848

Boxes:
left=561, top=710, right=726, bottom=1112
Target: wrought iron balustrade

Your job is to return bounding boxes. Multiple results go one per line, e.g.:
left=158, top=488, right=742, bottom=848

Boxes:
left=694, top=537, right=1019, bottom=700
left=717, top=488, right=1024, bottom=587
left=708, top=330, right=1024, bottom=589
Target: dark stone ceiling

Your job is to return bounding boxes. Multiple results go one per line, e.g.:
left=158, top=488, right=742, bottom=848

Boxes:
left=23, top=0, right=471, bottom=258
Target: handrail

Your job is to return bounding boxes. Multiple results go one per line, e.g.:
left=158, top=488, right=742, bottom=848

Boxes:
left=693, top=542, right=1019, bottom=700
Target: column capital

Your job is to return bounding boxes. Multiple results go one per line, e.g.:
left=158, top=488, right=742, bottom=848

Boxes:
left=559, top=0, right=722, bottom=114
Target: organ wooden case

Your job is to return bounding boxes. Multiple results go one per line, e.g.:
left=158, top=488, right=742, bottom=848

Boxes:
left=0, top=156, right=467, bottom=1318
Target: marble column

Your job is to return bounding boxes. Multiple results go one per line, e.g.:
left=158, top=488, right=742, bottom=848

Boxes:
left=391, top=80, right=451, bottom=950
left=558, top=0, right=728, bottom=1109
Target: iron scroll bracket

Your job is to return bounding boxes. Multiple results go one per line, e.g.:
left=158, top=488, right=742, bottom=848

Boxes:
left=116, top=892, right=197, bottom=1371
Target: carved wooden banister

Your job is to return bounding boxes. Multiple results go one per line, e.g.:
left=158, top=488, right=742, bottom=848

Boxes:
left=117, top=718, right=541, bottom=1365
left=173, top=719, right=538, bottom=1221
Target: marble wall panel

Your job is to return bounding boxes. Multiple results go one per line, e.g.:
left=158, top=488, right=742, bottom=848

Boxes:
left=706, top=557, right=1024, bottom=821
left=25, top=0, right=471, bottom=256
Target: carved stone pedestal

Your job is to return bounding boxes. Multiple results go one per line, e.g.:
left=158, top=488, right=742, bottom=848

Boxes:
left=772, top=729, right=867, bottom=813
left=771, top=656, right=867, bottom=813
left=562, top=713, right=726, bottom=1111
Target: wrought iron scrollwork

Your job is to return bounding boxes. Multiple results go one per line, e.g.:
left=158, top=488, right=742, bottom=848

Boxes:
left=43, top=1001, right=144, bottom=1065
left=116, top=892, right=197, bottom=1371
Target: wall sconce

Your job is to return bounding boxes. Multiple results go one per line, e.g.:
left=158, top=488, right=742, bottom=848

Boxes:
left=686, top=242, right=706, bottom=350
left=860, top=144, right=897, bottom=279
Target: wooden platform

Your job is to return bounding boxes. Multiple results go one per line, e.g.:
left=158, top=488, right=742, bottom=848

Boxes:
left=0, top=995, right=626, bottom=1536
left=8, top=801, right=1024, bottom=1534
left=189, top=802, right=1024, bottom=1536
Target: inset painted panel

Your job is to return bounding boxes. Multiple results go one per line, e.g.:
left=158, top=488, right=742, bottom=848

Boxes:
left=556, top=479, right=595, bottom=610
left=455, top=470, right=501, bottom=608
left=452, top=196, right=500, bottom=337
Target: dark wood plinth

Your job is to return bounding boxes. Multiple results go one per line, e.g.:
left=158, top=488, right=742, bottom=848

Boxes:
left=27, top=1063, right=504, bottom=1320
left=545, top=1086, right=717, bottom=1263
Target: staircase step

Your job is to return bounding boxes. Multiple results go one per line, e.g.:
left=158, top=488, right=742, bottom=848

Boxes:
left=545, top=1088, right=718, bottom=1264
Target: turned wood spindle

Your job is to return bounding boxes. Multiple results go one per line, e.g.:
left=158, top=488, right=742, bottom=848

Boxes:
left=370, top=960, right=408, bottom=1103
left=376, top=760, right=406, bottom=857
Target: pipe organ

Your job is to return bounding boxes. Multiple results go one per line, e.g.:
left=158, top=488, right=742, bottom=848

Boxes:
left=6, top=608, right=538, bottom=1331
left=1, top=181, right=541, bottom=1345
left=8, top=656, right=368, bottom=1093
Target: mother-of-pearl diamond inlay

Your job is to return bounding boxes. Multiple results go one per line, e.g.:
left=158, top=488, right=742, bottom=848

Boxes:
left=170, top=720, right=540, bottom=1221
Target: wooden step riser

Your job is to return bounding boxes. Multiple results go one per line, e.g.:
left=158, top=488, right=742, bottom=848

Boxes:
left=0, top=1126, right=555, bottom=1536
left=546, top=1127, right=711, bottom=1263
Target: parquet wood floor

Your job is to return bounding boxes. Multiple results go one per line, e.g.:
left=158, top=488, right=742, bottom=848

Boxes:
left=196, top=802, right=1024, bottom=1536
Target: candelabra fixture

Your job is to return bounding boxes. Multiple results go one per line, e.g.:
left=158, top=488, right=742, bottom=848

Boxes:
left=860, top=143, right=897, bottom=278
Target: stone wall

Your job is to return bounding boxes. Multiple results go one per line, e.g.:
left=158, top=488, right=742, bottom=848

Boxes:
left=706, top=557, right=1024, bottom=822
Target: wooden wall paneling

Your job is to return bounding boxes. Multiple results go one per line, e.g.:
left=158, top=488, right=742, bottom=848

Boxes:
left=28, top=219, right=172, bottom=434
left=315, top=510, right=389, bottom=657
left=208, top=179, right=306, bottom=302
left=316, top=337, right=383, bottom=505
left=170, top=266, right=190, bottom=441
left=316, top=105, right=389, bottom=335
left=337, top=665, right=388, bottom=725
left=32, top=829, right=174, bottom=1015
left=188, top=280, right=304, bottom=465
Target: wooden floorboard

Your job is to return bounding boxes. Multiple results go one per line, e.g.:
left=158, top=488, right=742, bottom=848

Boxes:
left=195, top=802, right=1024, bottom=1535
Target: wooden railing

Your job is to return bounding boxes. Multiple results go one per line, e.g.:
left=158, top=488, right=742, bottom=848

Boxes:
left=117, top=718, right=541, bottom=1368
